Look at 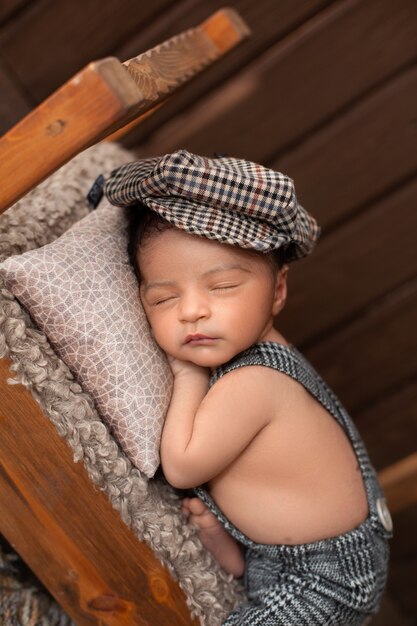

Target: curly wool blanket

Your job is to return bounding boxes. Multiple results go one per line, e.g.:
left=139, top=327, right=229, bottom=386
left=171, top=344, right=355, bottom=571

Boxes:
left=0, top=142, right=245, bottom=626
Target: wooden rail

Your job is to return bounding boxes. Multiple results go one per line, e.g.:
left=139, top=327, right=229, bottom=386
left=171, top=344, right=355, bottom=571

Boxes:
left=0, top=358, right=199, bottom=625
left=379, top=452, right=417, bottom=515
left=0, top=8, right=249, bottom=214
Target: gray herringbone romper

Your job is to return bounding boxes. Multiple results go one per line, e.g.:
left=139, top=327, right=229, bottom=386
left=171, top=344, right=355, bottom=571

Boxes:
left=195, top=342, right=392, bottom=626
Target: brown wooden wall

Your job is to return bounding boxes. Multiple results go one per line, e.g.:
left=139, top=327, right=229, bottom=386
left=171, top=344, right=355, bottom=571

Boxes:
left=1, top=0, right=416, bottom=623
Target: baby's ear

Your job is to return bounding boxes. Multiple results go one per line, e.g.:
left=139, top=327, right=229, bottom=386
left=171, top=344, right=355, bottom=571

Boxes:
left=272, top=264, right=289, bottom=316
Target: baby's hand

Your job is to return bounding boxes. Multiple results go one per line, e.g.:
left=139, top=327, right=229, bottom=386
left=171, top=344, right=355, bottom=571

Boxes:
left=167, top=354, right=209, bottom=381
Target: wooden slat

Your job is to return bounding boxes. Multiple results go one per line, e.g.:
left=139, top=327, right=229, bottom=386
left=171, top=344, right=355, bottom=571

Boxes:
left=0, top=0, right=175, bottom=102
left=379, top=453, right=417, bottom=515
left=134, top=0, right=417, bottom=161
left=0, top=358, right=198, bottom=626
left=0, top=8, right=249, bottom=213
left=0, top=61, right=31, bottom=134
left=114, top=0, right=333, bottom=146
left=104, top=101, right=167, bottom=143
left=304, top=278, right=417, bottom=413
left=0, top=0, right=330, bottom=120
left=279, top=177, right=417, bottom=345
left=383, top=502, right=417, bottom=617
left=276, top=64, right=417, bottom=229
left=0, top=0, right=29, bottom=24
left=123, top=8, right=249, bottom=93
left=357, top=379, right=417, bottom=471
left=105, top=7, right=250, bottom=142
left=368, top=593, right=410, bottom=626
left=0, top=57, right=141, bottom=213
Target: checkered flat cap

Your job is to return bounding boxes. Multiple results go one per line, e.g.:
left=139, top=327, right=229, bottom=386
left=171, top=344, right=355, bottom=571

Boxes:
left=104, top=149, right=320, bottom=261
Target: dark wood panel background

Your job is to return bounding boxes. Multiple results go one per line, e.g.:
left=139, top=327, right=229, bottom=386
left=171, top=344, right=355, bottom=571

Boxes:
left=1, top=0, right=416, bottom=623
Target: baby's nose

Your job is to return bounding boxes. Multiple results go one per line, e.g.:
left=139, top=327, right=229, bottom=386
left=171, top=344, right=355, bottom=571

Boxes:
left=179, top=293, right=210, bottom=322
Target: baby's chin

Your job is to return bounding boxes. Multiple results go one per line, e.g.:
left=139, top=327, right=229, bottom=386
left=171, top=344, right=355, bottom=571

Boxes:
left=181, top=347, right=243, bottom=370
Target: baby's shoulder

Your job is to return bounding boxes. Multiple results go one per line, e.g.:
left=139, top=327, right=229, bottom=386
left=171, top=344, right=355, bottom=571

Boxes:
left=204, top=364, right=284, bottom=425
left=210, top=362, right=292, bottom=405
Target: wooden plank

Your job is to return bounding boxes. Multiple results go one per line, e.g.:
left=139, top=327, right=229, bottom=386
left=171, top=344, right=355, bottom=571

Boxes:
left=0, top=61, right=31, bottom=134
left=0, top=357, right=198, bottom=626
left=276, top=64, right=417, bottom=229
left=384, top=503, right=417, bottom=618
left=123, top=8, right=249, bottom=95
left=0, top=0, right=29, bottom=24
left=114, top=0, right=334, bottom=146
left=357, top=379, right=417, bottom=471
left=117, top=0, right=334, bottom=63
left=379, top=453, right=417, bottom=515
left=0, top=9, right=249, bottom=212
left=0, top=0, right=175, bottom=102
left=0, top=58, right=141, bottom=213
left=279, top=177, right=417, bottom=345
left=368, top=593, right=410, bottom=626
left=0, top=0, right=331, bottom=111
left=303, top=278, right=417, bottom=414
left=134, top=0, right=417, bottom=160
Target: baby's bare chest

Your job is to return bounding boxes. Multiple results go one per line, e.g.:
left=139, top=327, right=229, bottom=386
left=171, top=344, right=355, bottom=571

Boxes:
left=208, top=384, right=368, bottom=543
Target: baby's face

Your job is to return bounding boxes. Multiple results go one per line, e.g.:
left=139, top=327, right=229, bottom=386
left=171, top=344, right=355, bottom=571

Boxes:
left=138, top=228, right=284, bottom=368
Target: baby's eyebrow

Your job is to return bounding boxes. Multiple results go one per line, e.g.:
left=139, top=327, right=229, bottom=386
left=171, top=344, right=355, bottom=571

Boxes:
left=142, top=280, right=176, bottom=295
left=201, top=263, right=251, bottom=277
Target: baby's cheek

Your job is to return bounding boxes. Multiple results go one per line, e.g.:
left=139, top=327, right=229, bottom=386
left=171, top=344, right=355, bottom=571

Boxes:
left=151, top=323, right=173, bottom=352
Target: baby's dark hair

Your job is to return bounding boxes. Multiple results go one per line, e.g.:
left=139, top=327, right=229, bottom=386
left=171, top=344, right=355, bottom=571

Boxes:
left=126, top=203, right=176, bottom=282
left=125, top=203, right=286, bottom=282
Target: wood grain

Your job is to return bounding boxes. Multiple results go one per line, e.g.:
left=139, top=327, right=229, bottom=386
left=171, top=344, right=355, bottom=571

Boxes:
left=0, top=0, right=174, bottom=101
left=0, top=61, right=31, bottom=134
left=0, top=58, right=141, bottom=212
left=113, top=0, right=339, bottom=146
left=279, top=177, right=417, bottom=345
left=123, top=9, right=249, bottom=104
left=384, top=503, right=417, bottom=616
left=357, top=379, right=417, bottom=471
left=379, top=453, right=417, bottom=515
left=368, top=593, right=410, bottom=626
left=106, top=7, right=250, bottom=142
left=304, top=278, right=417, bottom=414
left=275, top=64, right=417, bottom=229
left=0, top=0, right=29, bottom=23
left=135, top=0, right=417, bottom=162
left=0, top=9, right=249, bottom=213
left=0, top=358, right=198, bottom=626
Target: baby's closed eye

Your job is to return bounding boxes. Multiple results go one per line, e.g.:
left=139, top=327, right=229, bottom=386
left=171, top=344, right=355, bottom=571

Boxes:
left=153, top=296, right=177, bottom=305
left=148, top=292, right=178, bottom=306
left=210, top=282, right=240, bottom=292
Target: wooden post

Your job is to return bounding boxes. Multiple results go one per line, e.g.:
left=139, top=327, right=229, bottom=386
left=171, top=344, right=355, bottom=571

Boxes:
left=0, top=358, right=199, bottom=626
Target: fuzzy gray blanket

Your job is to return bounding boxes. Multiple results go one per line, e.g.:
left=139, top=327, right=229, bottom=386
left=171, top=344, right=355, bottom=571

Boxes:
left=0, top=142, right=245, bottom=625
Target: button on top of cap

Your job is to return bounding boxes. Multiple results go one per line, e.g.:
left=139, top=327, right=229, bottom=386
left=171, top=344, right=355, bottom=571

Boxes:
left=376, top=497, right=393, bottom=533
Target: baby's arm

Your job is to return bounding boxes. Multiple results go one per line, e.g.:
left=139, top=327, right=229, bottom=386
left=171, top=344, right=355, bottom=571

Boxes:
left=160, top=357, right=211, bottom=487
left=161, top=360, right=272, bottom=489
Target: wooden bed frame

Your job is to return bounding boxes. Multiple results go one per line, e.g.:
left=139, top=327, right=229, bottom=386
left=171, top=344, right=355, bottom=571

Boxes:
left=0, top=10, right=249, bottom=625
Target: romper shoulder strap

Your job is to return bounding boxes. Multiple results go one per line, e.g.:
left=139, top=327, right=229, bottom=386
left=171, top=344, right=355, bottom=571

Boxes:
left=199, top=342, right=389, bottom=540
left=210, top=342, right=372, bottom=475
left=210, top=342, right=343, bottom=426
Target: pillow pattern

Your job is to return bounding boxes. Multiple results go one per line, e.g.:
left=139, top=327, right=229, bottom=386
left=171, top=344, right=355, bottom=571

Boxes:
left=0, top=200, right=173, bottom=477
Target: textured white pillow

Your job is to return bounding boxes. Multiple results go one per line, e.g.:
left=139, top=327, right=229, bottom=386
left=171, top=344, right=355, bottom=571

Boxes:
left=0, top=200, right=172, bottom=477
